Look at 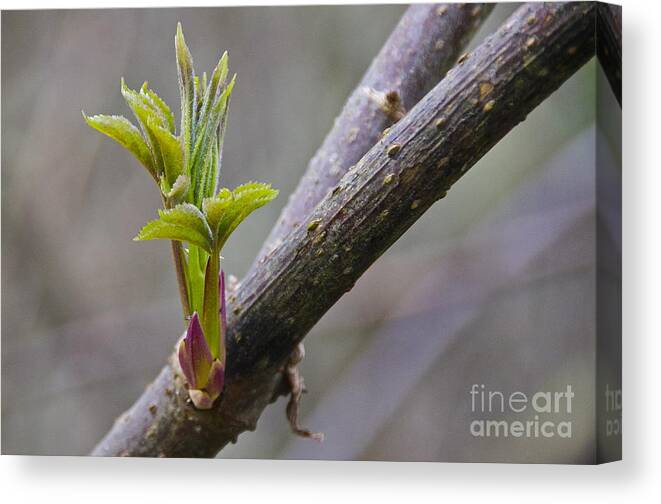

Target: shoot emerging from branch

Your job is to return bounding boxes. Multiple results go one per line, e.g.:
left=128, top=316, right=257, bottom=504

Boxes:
left=84, top=23, right=278, bottom=409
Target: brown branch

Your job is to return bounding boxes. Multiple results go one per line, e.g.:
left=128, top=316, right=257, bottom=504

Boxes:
left=255, top=3, right=494, bottom=262
left=596, top=2, right=621, bottom=105
left=91, top=2, right=596, bottom=458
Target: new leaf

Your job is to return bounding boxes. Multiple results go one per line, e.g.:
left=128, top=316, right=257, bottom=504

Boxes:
left=134, top=203, right=213, bottom=253
left=208, top=182, right=279, bottom=249
left=82, top=113, right=156, bottom=179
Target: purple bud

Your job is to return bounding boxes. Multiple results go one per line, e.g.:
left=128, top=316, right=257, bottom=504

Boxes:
left=188, top=389, right=214, bottom=410
left=205, top=359, right=225, bottom=401
left=179, top=312, right=213, bottom=389
left=177, top=313, right=226, bottom=409
left=177, top=338, right=195, bottom=388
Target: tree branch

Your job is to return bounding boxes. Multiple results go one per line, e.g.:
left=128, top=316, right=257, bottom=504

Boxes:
left=596, top=2, right=621, bottom=105
left=255, top=3, right=494, bottom=261
left=91, top=2, right=596, bottom=457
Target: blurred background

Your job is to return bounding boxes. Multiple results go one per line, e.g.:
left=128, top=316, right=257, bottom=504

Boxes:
left=2, top=4, right=612, bottom=462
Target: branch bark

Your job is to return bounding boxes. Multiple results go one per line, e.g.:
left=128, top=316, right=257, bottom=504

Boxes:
left=596, top=2, right=622, bottom=105
left=92, top=2, right=596, bottom=458
left=255, top=3, right=494, bottom=262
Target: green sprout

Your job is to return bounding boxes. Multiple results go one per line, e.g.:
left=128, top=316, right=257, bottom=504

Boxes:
left=83, top=23, right=278, bottom=409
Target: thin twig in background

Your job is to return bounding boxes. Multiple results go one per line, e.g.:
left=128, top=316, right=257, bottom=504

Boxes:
left=256, top=3, right=494, bottom=262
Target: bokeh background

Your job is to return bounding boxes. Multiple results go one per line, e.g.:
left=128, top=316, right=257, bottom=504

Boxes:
left=2, top=4, right=615, bottom=461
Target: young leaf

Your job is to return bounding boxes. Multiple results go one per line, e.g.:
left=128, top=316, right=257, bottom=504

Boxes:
left=186, top=245, right=208, bottom=315
left=196, top=52, right=229, bottom=137
left=202, top=188, right=233, bottom=234
left=194, top=75, right=203, bottom=117
left=157, top=204, right=212, bottom=240
left=202, top=251, right=221, bottom=358
left=162, top=174, right=190, bottom=203
left=141, top=84, right=175, bottom=133
left=190, top=75, right=236, bottom=204
left=200, top=138, right=219, bottom=203
left=211, top=99, right=231, bottom=195
left=214, top=182, right=279, bottom=248
left=138, top=81, right=172, bottom=132
left=175, top=22, right=196, bottom=172
left=134, top=203, right=213, bottom=252
left=82, top=112, right=156, bottom=179
left=121, top=79, right=166, bottom=173
left=147, top=117, right=184, bottom=188
left=213, top=91, right=232, bottom=193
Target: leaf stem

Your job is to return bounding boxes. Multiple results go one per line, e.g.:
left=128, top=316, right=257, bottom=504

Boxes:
left=171, top=239, right=191, bottom=322
left=162, top=194, right=191, bottom=323
left=202, top=248, right=221, bottom=358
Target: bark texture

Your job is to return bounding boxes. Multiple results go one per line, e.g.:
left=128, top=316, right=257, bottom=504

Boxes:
left=256, top=3, right=494, bottom=262
left=92, top=2, right=596, bottom=458
left=596, top=2, right=622, bottom=105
